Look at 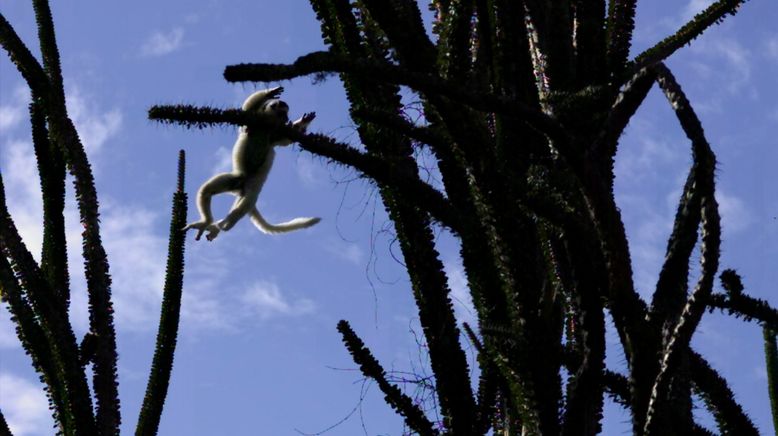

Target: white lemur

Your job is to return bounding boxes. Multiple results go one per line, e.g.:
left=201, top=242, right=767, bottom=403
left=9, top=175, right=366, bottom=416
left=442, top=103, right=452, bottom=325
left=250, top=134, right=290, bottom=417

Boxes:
left=184, top=86, right=320, bottom=241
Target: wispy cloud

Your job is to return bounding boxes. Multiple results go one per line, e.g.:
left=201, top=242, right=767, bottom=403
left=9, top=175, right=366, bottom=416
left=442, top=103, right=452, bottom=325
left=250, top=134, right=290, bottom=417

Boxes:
left=323, top=238, right=365, bottom=265
left=240, top=280, right=315, bottom=319
left=1, top=139, right=46, bottom=257
left=0, top=373, right=51, bottom=436
left=0, top=310, right=20, bottom=349
left=765, top=35, right=778, bottom=61
left=211, top=145, right=233, bottom=174
left=717, top=190, right=752, bottom=234
left=682, top=0, right=716, bottom=22
left=296, top=155, right=327, bottom=189
left=444, top=260, right=476, bottom=327
left=0, top=86, right=29, bottom=131
left=615, top=137, right=681, bottom=184
left=689, top=37, right=752, bottom=95
left=140, top=28, right=185, bottom=57
left=66, top=87, right=122, bottom=155
left=0, top=104, right=23, bottom=131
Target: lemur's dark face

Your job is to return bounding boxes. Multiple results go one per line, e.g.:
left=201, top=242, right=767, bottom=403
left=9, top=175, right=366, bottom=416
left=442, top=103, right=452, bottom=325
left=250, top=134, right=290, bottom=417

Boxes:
left=262, top=99, right=289, bottom=123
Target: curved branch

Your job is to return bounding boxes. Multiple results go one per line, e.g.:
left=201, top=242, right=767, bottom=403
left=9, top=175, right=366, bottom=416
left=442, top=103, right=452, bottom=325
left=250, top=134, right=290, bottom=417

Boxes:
left=148, top=104, right=461, bottom=232
left=0, top=13, right=49, bottom=94
left=690, top=351, right=759, bottom=435
left=337, top=320, right=439, bottom=435
left=645, top=63, right=721, bottom=436
left=592, top=67, right=657, bottom=161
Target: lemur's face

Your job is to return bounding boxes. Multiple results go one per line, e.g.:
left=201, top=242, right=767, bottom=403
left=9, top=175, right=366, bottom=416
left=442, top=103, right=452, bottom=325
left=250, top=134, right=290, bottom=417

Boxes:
left=262, top=99, right=289, bottom=123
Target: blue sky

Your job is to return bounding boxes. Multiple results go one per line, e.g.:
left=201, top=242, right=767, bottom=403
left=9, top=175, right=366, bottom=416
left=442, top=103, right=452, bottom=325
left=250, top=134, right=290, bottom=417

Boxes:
left=1, top=1, right=777, bottom=434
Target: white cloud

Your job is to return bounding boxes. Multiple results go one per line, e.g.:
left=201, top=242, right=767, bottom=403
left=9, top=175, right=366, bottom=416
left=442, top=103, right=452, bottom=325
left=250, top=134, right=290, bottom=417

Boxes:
left=0, top=104, right=23, bottom=131
left=0, top=86, right=30, bottom=132
left=682, top=0, right=716, bottom=22
left=716, top=190, right=752, bottom=234
left=65, top=87, right=122, bottom=155
left=211, top=146, right=233, bottom=174
left=614, top=136, right=682, bottom=184
left=689, top=37, right=751, bottom=94
left=323, top=238, right=364, bottom=265
left=765, top=35, right=778, bottom=61
left=240, top=281, right=315, bottom=319
left=98, top=205, right=168, bottom=330
left=1, top=140, right=45, bottom=258
left=0, top=373, right=51, bottom=436
left=140, top=28, right=185, bottom=57
left=0, top=309, right=20, bottom=349
left=444, top=260, right=476, bottom=327
left=295, top=155, right=326, bottom=188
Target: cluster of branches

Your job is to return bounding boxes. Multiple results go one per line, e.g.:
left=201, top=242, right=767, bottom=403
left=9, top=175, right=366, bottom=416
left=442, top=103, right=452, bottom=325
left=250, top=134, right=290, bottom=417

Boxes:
left=148, top=0, right=778, bottom=435
left=0, top=3, right=189, bottom=435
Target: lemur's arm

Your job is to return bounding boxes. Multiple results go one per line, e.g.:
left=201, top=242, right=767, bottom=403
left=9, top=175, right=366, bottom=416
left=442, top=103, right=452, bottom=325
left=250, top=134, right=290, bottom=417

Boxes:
left=277, top=112, right=316, bottom=146
left=241, top=86, right=285, bottom=111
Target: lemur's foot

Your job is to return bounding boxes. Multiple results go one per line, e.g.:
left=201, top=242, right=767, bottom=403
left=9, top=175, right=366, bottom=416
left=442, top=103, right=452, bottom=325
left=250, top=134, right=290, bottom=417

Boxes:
left=183, top=221, right=221, bottom=241
left=301, top=112, right=316, bottom=123
left=204, top=226, right=221, bottom=241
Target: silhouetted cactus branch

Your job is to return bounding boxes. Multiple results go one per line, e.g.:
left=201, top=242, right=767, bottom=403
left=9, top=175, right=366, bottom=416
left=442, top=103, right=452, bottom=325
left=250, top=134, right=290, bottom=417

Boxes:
left=0, top=13, right=50, bottom=92
left=135, top=151, right=188, bottom=436
left=0, top=409, right=10, bottom=436
left=644, top=62, right=722, bottom=436
left=606, top=0, right=638, bottom=78
left=0, top=173, right=96, bottom=434
left=632, top=0, right=748, bottom=71
left=764, top=327, right=778, bottom=432
left=336, top=320, right=439, bottom=435
left=690, top=351, right=759, bottom=434
left=594, top=67, right=657, bottom=161
left=29, top=94, right=70, bottom=308
left=708, top=292, right=778, bottom=330
left=462, top=323, right=502, bottom=433
left=0, top=247, right=67, bottom=429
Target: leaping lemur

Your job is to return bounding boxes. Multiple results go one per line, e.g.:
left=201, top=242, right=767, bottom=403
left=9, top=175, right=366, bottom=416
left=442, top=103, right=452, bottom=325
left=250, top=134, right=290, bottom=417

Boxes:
left=184, top=87, right=320, bottom=241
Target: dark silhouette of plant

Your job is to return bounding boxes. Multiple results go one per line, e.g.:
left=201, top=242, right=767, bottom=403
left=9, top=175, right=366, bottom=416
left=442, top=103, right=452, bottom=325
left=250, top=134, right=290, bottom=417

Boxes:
left=149, top=1, right=778, bottom=434
left=0, top=2, right=188, bottom=434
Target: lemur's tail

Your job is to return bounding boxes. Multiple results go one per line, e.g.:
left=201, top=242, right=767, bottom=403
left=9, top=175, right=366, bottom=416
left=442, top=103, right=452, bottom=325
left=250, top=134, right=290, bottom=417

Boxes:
left=250, top=207, right=321, bottom=234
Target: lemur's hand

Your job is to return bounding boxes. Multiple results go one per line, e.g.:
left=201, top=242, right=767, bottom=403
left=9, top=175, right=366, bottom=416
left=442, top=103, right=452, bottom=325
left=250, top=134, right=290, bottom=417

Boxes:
left=268, top=86, right=285, bottom=99
left=301, top=112, right=316, bottom=123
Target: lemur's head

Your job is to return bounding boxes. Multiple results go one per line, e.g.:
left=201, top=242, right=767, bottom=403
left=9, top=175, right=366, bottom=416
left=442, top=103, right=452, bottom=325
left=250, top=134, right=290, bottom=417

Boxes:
left=261, top=99, right=289, bottom=123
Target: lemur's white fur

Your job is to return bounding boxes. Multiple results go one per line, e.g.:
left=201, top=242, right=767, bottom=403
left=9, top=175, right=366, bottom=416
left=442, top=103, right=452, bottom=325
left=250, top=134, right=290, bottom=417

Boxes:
left=184, top=87, right=320, bottom=241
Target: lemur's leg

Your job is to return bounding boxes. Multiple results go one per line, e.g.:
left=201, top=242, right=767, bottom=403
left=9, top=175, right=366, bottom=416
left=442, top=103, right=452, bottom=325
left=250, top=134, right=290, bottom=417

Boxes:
left=276, top=112, right=316, bottom=146
left=184, top=172, right=242, bottom=240
left=217, top=151, right=275, bottom=232
left=241, top=86, right=285, bottom=111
